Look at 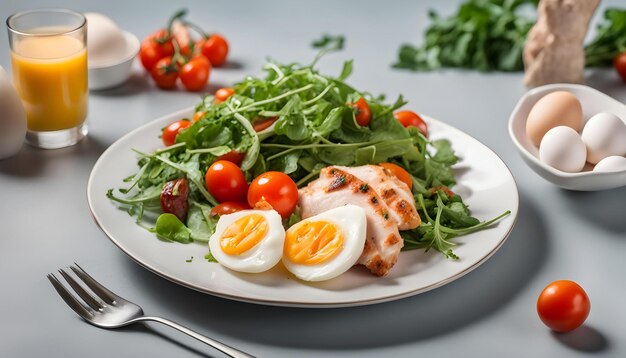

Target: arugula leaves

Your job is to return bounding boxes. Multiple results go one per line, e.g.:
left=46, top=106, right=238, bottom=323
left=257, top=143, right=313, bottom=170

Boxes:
left=394, top=0, right=537, bottom=72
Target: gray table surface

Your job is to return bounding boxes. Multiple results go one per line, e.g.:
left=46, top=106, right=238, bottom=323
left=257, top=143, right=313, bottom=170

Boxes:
left=1, top=0, right=625, bottom=357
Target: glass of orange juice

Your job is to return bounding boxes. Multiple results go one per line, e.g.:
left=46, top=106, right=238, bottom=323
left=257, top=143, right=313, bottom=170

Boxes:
left=7, top=9, right=88, bottom=149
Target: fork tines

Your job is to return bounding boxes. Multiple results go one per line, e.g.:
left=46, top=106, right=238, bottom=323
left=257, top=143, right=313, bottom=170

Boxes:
left=47, top=263, right=117, bottom=319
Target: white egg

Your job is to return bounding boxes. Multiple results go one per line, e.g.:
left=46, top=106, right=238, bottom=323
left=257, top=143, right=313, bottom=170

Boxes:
left=593, top=156, right=626, bottom=173
left=0, top=66, right=26, bottom=159
left=581, top=112, right=626, bottom=164
left=282, top=205, right=366, bottom=282
left=209, top=209, right=284, bottom=273
left=84, top=13, right=128, bottom=65
left=539, top=126, right=587, bottom=173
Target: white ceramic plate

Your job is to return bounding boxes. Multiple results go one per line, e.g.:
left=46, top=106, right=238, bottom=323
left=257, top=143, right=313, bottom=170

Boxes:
left=508, top=83, right=626, bottom=191
left=88, top=107, right=519, bottom=308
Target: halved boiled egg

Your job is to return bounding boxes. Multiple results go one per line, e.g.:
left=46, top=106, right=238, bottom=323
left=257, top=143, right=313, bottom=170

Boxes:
left=282, top=205, right=366, bottom=282
left=209, top=209, right=284, bottom=273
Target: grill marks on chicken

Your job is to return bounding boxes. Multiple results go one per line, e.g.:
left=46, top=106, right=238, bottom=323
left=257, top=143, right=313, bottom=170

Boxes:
left=298, top=165, right=421, bottom=276
left=335, top=165, right=420, bottom=230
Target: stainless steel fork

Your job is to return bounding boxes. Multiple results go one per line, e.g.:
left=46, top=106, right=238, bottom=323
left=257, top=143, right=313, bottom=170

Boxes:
left=47, top=263, right=254, bottom=358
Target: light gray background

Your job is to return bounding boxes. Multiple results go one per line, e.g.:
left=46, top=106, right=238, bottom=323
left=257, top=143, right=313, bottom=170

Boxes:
left=1, top=0, right=625, bottom=357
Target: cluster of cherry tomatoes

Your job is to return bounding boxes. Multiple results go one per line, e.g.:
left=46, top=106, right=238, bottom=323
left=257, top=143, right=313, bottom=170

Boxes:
left=139, top=10, right=229, bottom=91
left=205, top=161, right=299, bottom=220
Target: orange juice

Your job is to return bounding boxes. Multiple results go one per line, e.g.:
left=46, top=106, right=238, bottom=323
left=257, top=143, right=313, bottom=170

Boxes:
left=11, top=34, right=87, bottom=132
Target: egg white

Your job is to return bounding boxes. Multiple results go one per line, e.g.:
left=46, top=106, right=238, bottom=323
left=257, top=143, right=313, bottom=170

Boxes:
left=209, top=209, right=284, bottom=273
left=282, top=205, right=367, bottom=282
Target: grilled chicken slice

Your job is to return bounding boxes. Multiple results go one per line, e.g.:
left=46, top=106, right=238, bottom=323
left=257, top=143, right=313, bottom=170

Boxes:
left=335, top=165, right=420, bottom=230
left=299, top=166, right=403, bottom=276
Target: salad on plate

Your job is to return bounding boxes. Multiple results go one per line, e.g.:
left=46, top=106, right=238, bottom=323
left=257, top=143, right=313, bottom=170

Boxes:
left=108, top=37, right=510, bottom=282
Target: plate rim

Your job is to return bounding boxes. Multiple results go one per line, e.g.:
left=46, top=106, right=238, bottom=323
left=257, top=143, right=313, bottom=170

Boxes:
left=87, top=106, right=520, bottom=308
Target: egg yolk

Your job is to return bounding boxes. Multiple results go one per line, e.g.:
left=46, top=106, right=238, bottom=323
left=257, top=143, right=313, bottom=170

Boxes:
left=284, top=220, right=344, bottom=265
left=220, top=214, right=268, bottom=255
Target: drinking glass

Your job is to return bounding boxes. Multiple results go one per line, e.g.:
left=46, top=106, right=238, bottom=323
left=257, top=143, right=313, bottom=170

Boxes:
left=7, top=9, right=88, bottom=149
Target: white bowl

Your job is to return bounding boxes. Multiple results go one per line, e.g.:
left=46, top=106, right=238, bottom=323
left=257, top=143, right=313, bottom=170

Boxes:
left=508, top=83, right=626, bottom=191
left=88, top=31, right=140, bottom=90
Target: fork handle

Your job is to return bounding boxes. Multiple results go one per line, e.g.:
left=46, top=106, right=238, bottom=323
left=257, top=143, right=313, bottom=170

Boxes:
left=132, top=316, right=255, bottom=358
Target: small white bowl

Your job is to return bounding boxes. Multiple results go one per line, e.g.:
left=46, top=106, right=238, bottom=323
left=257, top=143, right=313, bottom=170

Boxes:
left=88, top=31, right=140, bottom=90
left=508, top=83, right=626, bottom=191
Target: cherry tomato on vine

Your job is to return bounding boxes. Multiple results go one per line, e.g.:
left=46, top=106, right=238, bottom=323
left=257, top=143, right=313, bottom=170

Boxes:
left=150, top=57, right=179, bottom=90
left=214, top=87, right=235, bottom=104
left=248, top=172, right=298, bottom=218
left=253, top=117, right=279, bottom=132
left=614, top=52, right=626, bottom=82
left=394, top=110, right=428, bottom=137
left=210, top=202, right=250, bottom=217
left=350, top=98, right=371, bottom=127
left=216, top=151, right=245, bottom=166
left=205, top=160, right=248, bottom=203
left=199, top=34, right=229, bottom=66
left=180, top=56, right=211, bottom=91
left=162, top=120, right=191, bottom=147
left=537, top=280, right=590, bottom=333
left=140, top=29, right=174, bottom=71
left=379, top=163, right=412, bottom=190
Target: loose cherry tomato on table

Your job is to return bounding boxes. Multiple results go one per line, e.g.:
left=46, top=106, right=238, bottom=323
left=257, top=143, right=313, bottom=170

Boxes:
left=216, top=150, right=245, bottom=166
left=205, top=160, right=248, bottom=203
left=248, top=172, right=298, bottom=218
left=253, top=117, right=279, bottom=132
left=394, top=110, right=428, bottom=137
left=537, top=280, right=590, bottom=332
left=379, top=163, right=412, bottom=190
left=210, top=201, right=250, bottom=217
left=614, top=52, right=626, bottom=82
left=140, top=29, right=174, bottom=71
left=214, top=87, right=235, bottom=104
left=151, top=57, right=179, bottom=90
left=350, top=98, right=371, bottom=127
left=179, top=56, right=211, bottom=91
left=199, top=34, right=229, bottom=66
left=162, top=120, right=191, bottom=147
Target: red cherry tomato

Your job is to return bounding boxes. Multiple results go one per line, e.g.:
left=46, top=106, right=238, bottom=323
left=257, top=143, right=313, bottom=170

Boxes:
left=379, top=162, right=412, bottom=190
left=350, top=98, right=371, bottom=127
left=200, top=34, right=229, bottom=66
left=162, top=120, right=191, bottom=147
left=140, top=29, right=174, bottom=71
left=430, top=185, right=455, bottom=198
left=205, top=160, right=248, bottom=203
left=150, top=57, right=179, bottom=90
left=252, top=117, right=279, bottom=132
left=179, top=56, right=211, bottom=92
left=214, top=87, right=235, bottom=104
left=614, top=52, right=626, bottom=82
left=394, top=110, right=428, bottom=137
left=216, top=150, right=245, bottom=166
left=192, top=111, right=205, bottom=122
left=537, top=280, right=590, bottom=332
left=210, top=202, right=250, bottom=217
left=247, top=171, right=298, bottom=219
